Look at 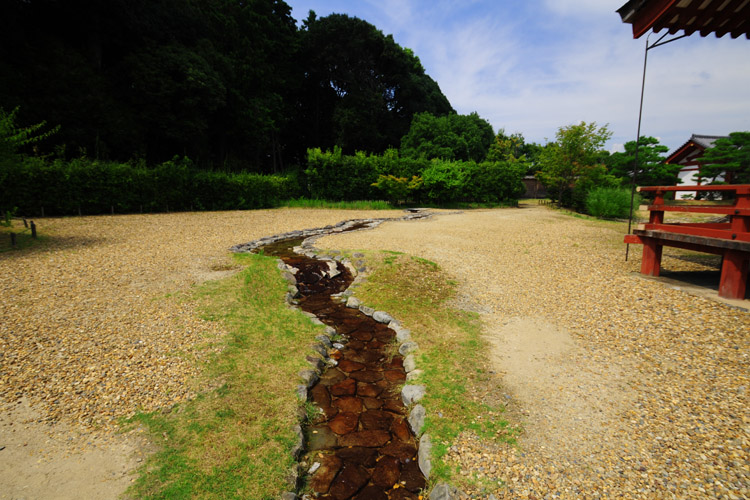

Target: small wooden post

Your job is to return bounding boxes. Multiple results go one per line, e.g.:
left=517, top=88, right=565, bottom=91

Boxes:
left=719, top=250, right=749, bottom=300
left=10, top=232, right=16, bottom=247
left=30, top=221, right=37, bottom=239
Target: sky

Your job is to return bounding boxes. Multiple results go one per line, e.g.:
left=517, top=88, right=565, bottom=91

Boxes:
left=284, top=0, right=750, bottom=153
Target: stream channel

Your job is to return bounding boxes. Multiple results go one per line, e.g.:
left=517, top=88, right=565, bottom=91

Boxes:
left=258, top=221, right=426, bottom=500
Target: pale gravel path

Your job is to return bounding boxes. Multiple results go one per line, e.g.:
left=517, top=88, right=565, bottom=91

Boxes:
left=0, top=208, right=403, bottom=500
left=319, top=206, right=750, bottom=499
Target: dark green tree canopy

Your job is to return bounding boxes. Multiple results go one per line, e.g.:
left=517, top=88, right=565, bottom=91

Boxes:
left=400, top=112, right=494, bottom=162
left=606, top=136, right=680, bottom=186
left=700, top=131, right=750, bottom=184
left=296, top=13, right=453, bottom=155
left=0, top=2, right=451, bottom=171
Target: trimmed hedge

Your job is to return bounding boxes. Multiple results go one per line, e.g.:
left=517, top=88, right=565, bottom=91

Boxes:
left=1, top=156, right=299, bottom=216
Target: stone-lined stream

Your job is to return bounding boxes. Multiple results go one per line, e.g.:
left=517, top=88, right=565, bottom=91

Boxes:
left=253, top=219, right=427, bottom=500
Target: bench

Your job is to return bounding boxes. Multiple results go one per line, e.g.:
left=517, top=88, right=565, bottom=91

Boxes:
left=624, top=184, right=750, bottom=300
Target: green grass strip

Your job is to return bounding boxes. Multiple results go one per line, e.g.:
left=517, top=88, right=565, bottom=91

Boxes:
left=126, top=252, right=324, bottom=500
left=352, top=252, right=518, bottom=490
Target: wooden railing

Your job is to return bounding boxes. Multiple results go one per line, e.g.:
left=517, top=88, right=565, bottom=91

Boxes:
left=624, top=184, right=750, bottom=300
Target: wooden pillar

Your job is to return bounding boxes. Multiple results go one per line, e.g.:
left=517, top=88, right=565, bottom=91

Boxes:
left=640, top=237, right=662, bottom=276
left=719, top=250, right=749, bottom=300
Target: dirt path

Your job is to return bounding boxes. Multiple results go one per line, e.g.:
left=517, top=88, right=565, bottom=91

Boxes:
left=321, top=205, right=750, bottom=499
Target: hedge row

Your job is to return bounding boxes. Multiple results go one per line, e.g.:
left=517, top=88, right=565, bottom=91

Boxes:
left=0, top=156, right=299, bottom=216
left=305, top=147, right=526, bottom=204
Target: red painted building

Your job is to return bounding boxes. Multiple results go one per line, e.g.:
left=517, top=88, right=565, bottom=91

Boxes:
left=664, top=134, right=728, bottom=197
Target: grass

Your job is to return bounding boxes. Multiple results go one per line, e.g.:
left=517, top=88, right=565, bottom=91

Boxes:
left=283, top=198, right=394, bottom=210
left=125, top=252, right=327, bottom=500
left=0, top=219, right=43, bottom=252
left=352, top=251, right=518, bottom=491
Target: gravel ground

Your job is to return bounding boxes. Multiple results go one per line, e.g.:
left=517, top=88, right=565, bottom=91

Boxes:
left=2, top=206, right=748, bottom=499
left=319, top=206, right=750, bottom=499
left=0, top=208, right=401, bottom=498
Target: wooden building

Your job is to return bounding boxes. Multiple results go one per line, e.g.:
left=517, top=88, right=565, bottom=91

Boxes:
left=664, top=134, right=728, bottom=197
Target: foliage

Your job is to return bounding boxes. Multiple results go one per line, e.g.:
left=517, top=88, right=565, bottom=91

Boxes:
left=536, top=121, right=616, bottom=211
left=585, top=187, right=640, bottom=219
left=606, top=136, right=680, bottom=186
left=699, top=131, right=750, bottom=184
left=303, top=147, right=380, bottom=201
left=293, top=12, right=452, bottom=156
left=0, top=2, right=450, bottom=171
left=0, top=155, right=298, bottom=216
left=400, top=112, right=495, bottom=162
left=371, top=174, right=423, bottom=204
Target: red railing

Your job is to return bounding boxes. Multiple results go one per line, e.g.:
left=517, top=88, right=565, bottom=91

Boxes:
left=624, top=184, right=750, bottom=300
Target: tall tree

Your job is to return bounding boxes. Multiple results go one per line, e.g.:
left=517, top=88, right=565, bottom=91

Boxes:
left=297, top=13, right=453, bottom=155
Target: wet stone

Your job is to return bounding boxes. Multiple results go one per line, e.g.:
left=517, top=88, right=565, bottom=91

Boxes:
left=336, top=447, right=378, bottom=468
left=389, top=488, right=420, bottom=500
left=333, top=396, right=363, bottom=413
left=381, top=441, right=418, bottom=463
left=353, top=485, right=389, bottom=500
left=338, top=359, right=366, bottom=373
left=330, top=378, right=357, bottom=396
left=357, top=383, right=384, bottom=397
left=328, top=412, right=359, bottom=435
left=391, top=417, right=411, bottom=442
left=362, top=397, right=383, bottom=409
left=400, top=459, right=427, bottom=493
left=350, top=330, right=374, bottom=341
left=328, top=463, right=370, bottom=500
left=320, top=369, right=346, bottom=386
left=350, top=370, right=384, bottom=383
left=360, top=410, right=394, bottom=431
left=308, top=426, right=338, bottom=451
left=384, top=370, right=406, bottom=382
left=372, top=456, right=401, bottom=488
left=310, top=454, right=343, bottom=494
left=339, top=430, right=392, bottom=448
left=383, top=398, right=406, bottom=413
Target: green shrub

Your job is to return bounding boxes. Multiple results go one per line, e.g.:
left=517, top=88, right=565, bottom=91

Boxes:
left=585, top=187, right=640, bottom=219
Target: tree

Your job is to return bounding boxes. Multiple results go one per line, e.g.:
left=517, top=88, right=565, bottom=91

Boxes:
left=536, top=121, right=615, bottom=210
left=400, top=112, right=494, bottom=162
left=699, top=131, right=750, bottom=184
left=297, top=13, right=453, bottom=155
left=607, top=136, right=680, bottom=186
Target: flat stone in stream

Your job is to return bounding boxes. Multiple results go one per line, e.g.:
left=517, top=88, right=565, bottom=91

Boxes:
left=333, top=396, right=363, bottom=413
left=339, top=430, right=392, bottom=448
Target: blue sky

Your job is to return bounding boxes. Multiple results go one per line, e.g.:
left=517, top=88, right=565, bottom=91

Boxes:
left=284, top=0, right=750, bottom=153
